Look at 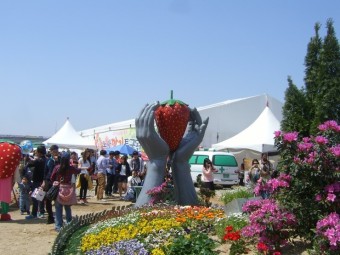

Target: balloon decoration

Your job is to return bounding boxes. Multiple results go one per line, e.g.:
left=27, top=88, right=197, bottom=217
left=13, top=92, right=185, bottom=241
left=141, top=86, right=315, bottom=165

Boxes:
left=20, top=140, right=33, bottom=155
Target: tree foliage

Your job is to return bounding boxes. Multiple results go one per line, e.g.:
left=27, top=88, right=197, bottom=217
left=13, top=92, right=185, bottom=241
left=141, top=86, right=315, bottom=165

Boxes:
left=282, top=19, right=340, bottom=135
left=281, top=77, right=310, bottom=137
left=313, top=19, right=340, bottom=131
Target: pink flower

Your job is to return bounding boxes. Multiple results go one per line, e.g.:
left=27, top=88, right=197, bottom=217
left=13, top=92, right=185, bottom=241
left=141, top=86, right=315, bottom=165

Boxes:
left=318, top=123, right=327, bottom=131
left=283, top=132, right=299, bottom=142
left=316, top=213, right=340, bottom=248
left=319, top=120, right=340, bottom=132
left=293, top=156, right=301, bottom=163
left=315, top=194, right=322, bottom=201
left=315, top=136, right=328, bottom=145
left=302, top=137, right=311, bottom=143
left=297, top=142, right=314, bottom=152
left=330, top=145, right=340, bottom=157
left=326, top=193, right=336, bottom=202
left=274, top=130, right=282, bottom=138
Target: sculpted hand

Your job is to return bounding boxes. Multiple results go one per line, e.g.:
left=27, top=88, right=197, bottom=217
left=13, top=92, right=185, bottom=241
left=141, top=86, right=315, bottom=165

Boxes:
left=135, top=102, right=169, bottom=207
left=172, top=108, right=209, bottom=162
left=170, top=108, right=209, bottom=205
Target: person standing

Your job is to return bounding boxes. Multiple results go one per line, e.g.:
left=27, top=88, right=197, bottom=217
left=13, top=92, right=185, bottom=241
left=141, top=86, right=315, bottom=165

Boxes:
left=236, top=158, right=246, bottom=186
left=105, top=151, right=118, bottom=197
left=50, top=152, right=80, bottom=232
left=17, top=176, right=31, bottom=215
left=112, top=151, right=120, bottom=193
left=78, top=149, right=91, bottom=203
left=248, top=159, right=261, bottom=192
left=116, top=155, right=131, bottom=200
left=42, top=144, right=60, bottom=224
left=94, top=150, right=108, bottom=201
left=70, top=151, right=79, bottom=168
left=259, top=153, right=273, bottom=181
left=200, top=158, right=217, bottom=205
left=25, top=145, right=47, bottom=220
left=259, top=153, right=273, bottom=199
left=201, top=158, right=218, bottom=191
left=130, top=151, right=143, bottom=177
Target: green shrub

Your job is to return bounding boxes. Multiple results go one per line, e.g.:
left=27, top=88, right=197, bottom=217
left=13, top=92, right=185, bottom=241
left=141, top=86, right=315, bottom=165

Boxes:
left=220, top=187, right=253, bottom=205
left=164, top=231, right=218, bottom=255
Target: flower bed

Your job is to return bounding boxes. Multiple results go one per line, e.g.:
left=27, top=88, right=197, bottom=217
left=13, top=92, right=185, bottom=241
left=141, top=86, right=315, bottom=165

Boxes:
left=62, top=204, right=226, bottom=255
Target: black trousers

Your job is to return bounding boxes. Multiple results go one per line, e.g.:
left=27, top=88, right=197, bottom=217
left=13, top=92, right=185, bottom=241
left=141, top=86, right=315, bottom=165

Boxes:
left=79, top=174, right=88, bottom=199
left=105, top=173, right=114, bottom=195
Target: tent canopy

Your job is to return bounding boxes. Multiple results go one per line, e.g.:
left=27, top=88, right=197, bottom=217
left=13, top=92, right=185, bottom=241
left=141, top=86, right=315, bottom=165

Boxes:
left=44, top=119, right=96, bottom=150
left=211, top=106, right=280, bottom=153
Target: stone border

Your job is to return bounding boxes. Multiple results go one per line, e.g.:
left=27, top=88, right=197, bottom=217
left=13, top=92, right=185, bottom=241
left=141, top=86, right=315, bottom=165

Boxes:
left=50, top=204, right=133, bottom=255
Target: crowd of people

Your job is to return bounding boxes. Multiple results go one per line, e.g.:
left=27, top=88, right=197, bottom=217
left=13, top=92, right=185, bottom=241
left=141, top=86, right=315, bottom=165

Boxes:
left=17, top=144, right=148, bottom=232
left=16, top=143, right=274, bottom=231
left=202, top=153, right=275, bottom=199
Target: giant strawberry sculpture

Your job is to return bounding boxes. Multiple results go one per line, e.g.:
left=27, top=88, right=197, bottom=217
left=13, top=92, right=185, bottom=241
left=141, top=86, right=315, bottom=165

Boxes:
left=154, top=91, right=190, bottom=152
left=0, top=142, right=21, bottom=221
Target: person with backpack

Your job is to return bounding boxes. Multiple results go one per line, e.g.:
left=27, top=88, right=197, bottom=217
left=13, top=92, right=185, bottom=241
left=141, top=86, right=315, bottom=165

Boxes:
left=50, top=152, right=80, bottom=232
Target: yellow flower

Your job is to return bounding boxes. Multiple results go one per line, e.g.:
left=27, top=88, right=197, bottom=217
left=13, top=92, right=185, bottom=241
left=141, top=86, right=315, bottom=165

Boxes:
left=151, top=247, right=165, bottom=255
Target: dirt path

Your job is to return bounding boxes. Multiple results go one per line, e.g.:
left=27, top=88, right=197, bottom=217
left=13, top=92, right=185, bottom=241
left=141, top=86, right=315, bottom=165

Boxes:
left=0, top=195, right=132, bottom=255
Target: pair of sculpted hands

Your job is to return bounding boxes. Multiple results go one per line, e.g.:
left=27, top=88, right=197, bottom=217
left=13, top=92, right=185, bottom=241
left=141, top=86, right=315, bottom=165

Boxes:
left=135, top=102, right=209, bottom=206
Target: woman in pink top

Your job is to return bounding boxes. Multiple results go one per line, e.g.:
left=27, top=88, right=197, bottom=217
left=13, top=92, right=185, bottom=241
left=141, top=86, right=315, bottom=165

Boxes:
left=202, top=158, right=218, bottom=191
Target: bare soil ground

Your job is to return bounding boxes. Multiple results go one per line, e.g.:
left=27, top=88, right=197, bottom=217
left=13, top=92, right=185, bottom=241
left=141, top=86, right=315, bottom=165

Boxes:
left=0, top=194, right=132, bottom=255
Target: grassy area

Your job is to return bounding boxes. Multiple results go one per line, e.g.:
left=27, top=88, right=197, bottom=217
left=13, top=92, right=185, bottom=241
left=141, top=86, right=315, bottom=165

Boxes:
left=220, top=186, right=253, bottom=205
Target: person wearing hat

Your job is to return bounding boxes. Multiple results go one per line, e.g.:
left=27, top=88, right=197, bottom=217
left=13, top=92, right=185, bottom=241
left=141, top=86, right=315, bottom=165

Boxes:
left=25, top=145, right=47, bottom=220
left=41, top=144, right=60, bottom=224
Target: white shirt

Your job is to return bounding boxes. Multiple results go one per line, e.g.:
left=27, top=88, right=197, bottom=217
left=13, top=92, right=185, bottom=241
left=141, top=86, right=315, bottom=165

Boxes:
left=78, top=158, right=91, bottom=175
left=120, top=165, right=126, bottom=176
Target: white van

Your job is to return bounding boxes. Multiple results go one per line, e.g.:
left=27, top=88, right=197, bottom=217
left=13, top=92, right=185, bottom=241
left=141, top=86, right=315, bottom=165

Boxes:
left=189, top=150, right=239, bottom=186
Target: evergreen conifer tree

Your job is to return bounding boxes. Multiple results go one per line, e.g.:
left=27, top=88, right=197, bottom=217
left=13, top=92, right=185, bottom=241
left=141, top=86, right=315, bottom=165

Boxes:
left=304, top=23, right=322, bottom=134
left=313, top=19, right=340, bottom=132
left=281, top=77, right=309, bottom=137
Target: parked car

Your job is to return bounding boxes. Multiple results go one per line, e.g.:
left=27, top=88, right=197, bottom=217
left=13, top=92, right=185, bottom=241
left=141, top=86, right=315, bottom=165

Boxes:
left=189, top=150, right=239, bottom=187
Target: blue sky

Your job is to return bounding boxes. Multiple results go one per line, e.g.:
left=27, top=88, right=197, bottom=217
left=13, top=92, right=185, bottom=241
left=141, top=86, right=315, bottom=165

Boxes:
left=1, top=0, right=339, bottom=137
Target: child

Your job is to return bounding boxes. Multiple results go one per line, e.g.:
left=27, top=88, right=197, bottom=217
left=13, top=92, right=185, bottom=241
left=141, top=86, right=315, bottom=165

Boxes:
left=18, top=176, right=31, bottom=215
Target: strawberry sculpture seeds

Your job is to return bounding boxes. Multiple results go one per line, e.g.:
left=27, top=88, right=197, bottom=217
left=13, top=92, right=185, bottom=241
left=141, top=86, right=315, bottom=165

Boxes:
left=0, top=142, right=21, bottom=179
left=155, top=91, right=190, bottom=152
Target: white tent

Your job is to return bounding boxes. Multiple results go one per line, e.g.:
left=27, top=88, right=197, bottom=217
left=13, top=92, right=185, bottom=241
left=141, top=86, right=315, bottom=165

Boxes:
left=44, top=119, right=96, bottom=150
left=197, top=94, right=283, bottom=148
left=211, top=106, right=281, bottom=153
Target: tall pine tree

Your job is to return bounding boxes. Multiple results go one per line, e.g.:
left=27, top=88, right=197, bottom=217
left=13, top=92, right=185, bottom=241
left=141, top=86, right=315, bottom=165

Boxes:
left=304, top=23, right=322, bottom=134
left=283, top=19, right=340, bottom=135
left=313, top=19, right=340, bottom=131
left=281, top=77, right=309, bottom=137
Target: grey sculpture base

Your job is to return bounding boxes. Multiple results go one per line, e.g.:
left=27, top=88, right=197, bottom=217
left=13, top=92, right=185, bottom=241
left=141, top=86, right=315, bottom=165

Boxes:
left=223, top=196, right=261, bottom=215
